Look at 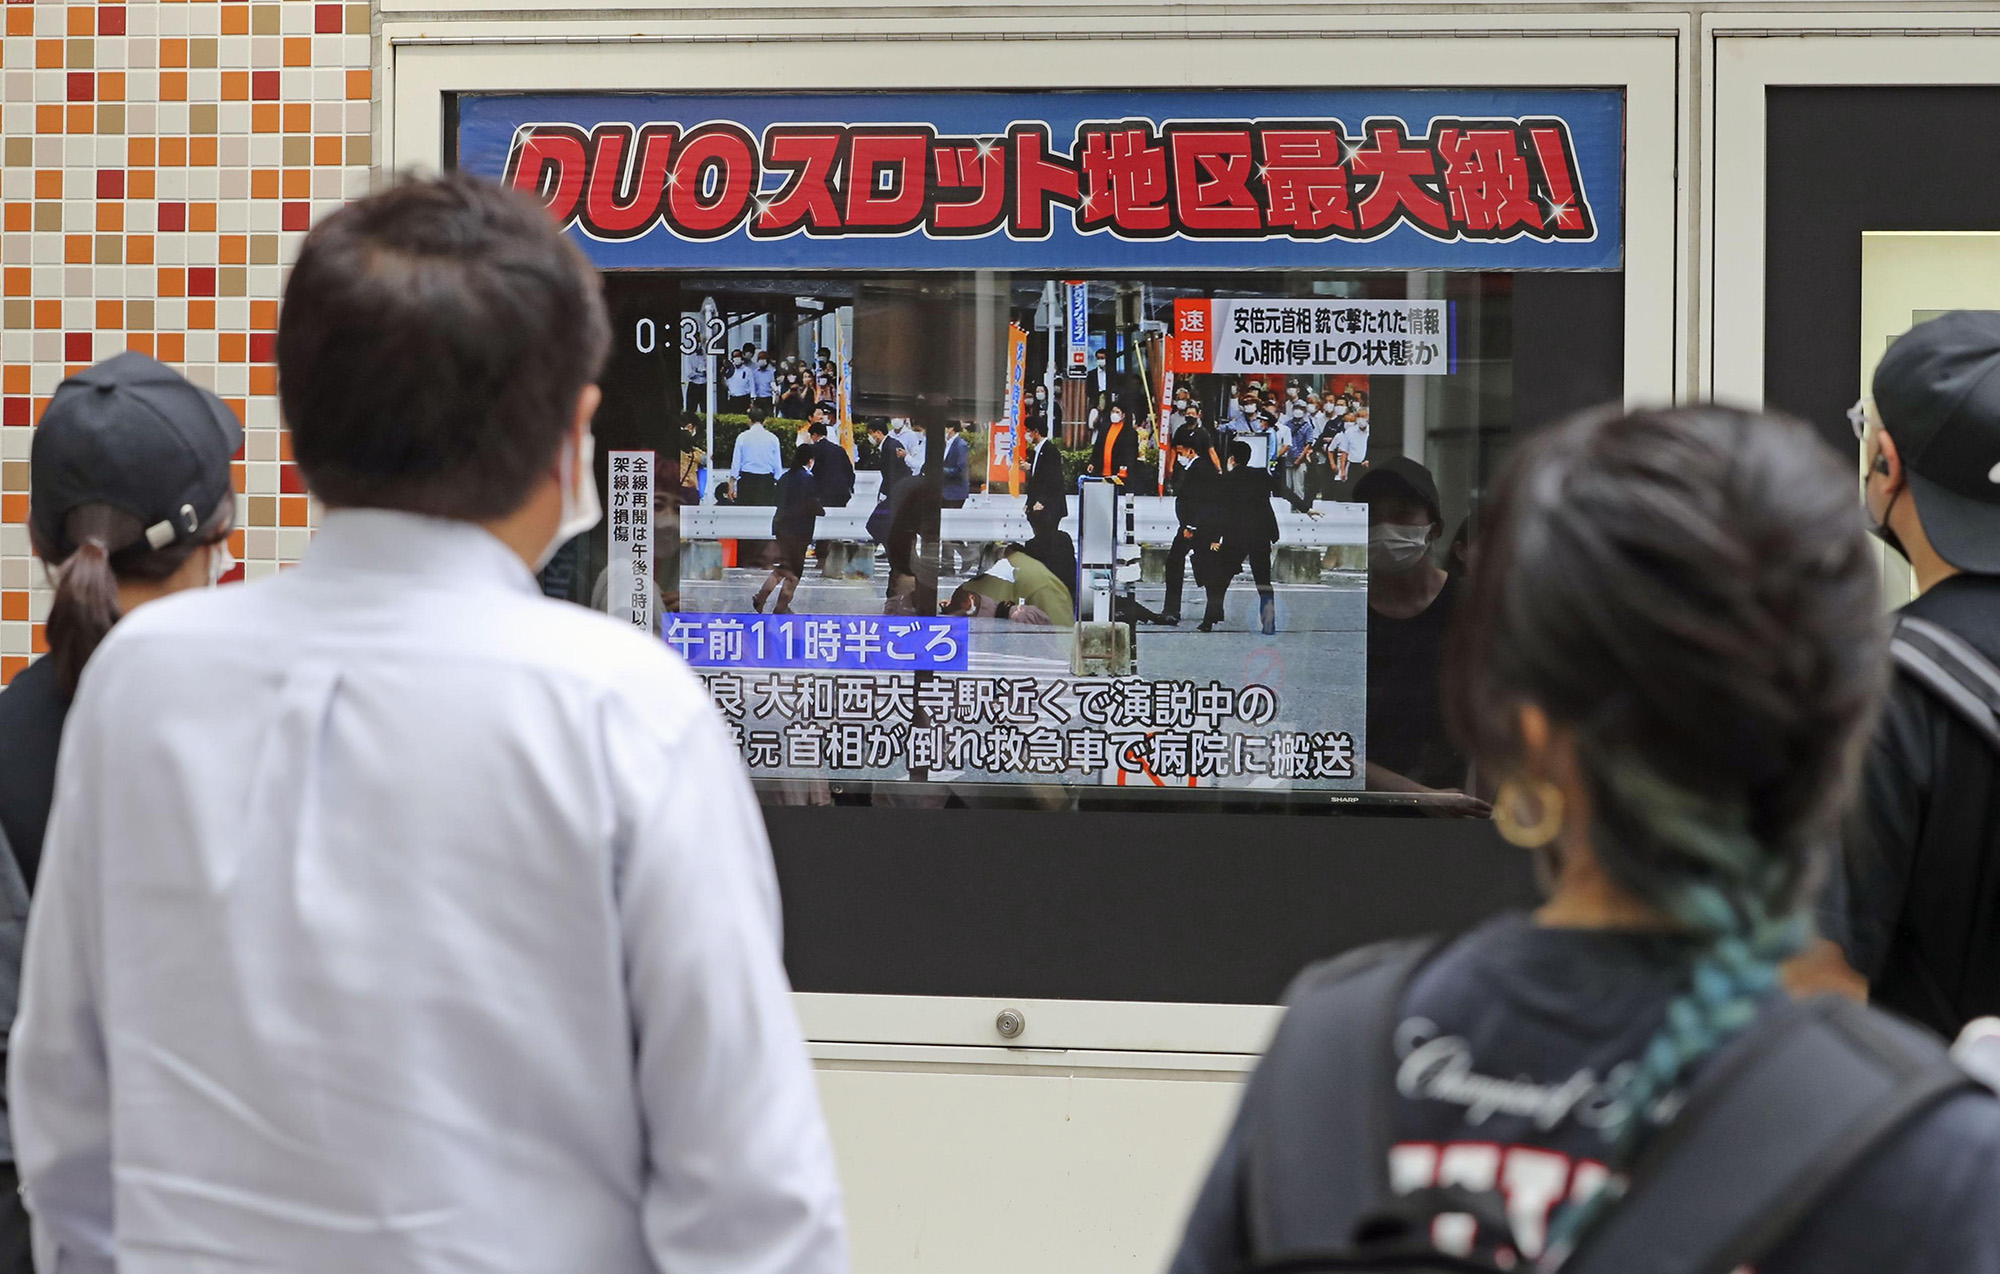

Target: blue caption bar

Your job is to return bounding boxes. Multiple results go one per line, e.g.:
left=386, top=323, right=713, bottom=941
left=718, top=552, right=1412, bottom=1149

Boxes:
left=666, top=613, right=971, bottom=672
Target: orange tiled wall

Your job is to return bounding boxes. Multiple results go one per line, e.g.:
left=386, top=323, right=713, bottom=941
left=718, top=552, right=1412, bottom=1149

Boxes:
left=0, top=0, right=373, bottom=685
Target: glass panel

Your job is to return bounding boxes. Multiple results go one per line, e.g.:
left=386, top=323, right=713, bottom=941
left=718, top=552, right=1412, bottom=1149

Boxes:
left=580, top=267, right=1533, bottom=815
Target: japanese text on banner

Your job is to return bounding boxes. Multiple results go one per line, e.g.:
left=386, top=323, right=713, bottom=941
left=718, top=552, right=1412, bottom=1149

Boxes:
left=1168, top=299, right=1449, bottom=376
left=608, top=450, right=654, bottom=632
left=668, top=614, right=973, bottom=672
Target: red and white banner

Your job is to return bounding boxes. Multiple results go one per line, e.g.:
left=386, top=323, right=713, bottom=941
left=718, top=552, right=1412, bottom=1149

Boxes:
left=1167, top=298, right=1449, bottom=376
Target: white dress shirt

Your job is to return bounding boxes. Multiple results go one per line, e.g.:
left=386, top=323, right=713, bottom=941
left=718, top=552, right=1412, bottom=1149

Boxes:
left=11, top=509, right=846, bottom=1274
left=735, top=423, right=783, bottom=477
left=893, top=425, right=925, bottom=473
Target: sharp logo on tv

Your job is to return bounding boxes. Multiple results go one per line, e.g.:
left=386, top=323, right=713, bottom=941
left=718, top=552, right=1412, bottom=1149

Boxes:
left=502, top=115, right=1598, bottom=247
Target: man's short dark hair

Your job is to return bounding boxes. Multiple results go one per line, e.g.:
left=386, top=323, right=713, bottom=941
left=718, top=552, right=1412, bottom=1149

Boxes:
left=807, top=421, right=829, bottom=438
left=1024, top=418, right=1047, bottom=438
left=277, top=172, right=610, bottom=520
left=746, top=403, right=767, bottom=425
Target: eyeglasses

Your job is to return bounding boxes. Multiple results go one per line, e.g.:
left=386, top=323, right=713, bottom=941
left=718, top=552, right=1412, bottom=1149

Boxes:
left=1848, top=398, right=1869, bottom=442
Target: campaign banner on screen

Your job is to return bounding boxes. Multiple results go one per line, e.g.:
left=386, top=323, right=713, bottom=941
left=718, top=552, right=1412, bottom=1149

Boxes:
left=990, top=323, right=1028, bottom=489
left=667, top=613, right=972, bottom=672
left=607, top=450, right=655, bottom=633
left=455, top=89, right=1622, bottom=271
left=1066, top=281, right=1090, bottom=376
left=1168, top=299, right=1450, bottom=375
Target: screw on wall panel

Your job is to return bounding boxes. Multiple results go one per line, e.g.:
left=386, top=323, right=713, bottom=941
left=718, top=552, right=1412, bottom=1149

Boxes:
left=994, top=1008, right=1025, bottom=1040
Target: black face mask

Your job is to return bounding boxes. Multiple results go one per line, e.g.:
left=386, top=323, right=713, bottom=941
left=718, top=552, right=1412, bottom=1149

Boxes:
left=1869, top=484, right=1910, bottom=561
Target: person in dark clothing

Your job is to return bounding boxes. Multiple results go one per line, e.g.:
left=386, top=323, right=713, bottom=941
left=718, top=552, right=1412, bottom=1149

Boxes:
left=1021, top=529, right=1077, bottom=610
left=752, top=447, right=822, bottom=615
left=1200, top=439, right=1317, bottom=635
left=1085, top=401, right=1138, bottom=489
left=1813, top=311, right=2000, bottom=1037
left=864, top=420, right=911, bottom=547
left=1157, top=422, right=1224, bottom=626
left=1354, top=456, right=1469, bottom=795
left=803, top=414, right=857, bottom=580
left=1022, top=416, right=1067, bottom=541
left=0, top=352, right=239, bottom=1274
left=804, top=415, right=854, bottom=506
left=776, top=371, right=813, bottom=420
left=1170, top=404, right=2000, bottom=1274
left=940, top=421, right=972, bottom=508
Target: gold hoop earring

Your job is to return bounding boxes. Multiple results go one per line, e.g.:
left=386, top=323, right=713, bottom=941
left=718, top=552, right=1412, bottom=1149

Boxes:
left=1494, top=778, right=1565, bottom=849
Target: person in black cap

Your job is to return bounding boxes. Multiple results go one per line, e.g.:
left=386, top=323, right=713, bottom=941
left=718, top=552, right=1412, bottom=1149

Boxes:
left=1353, top=455, right=1474, bottom=799
left=1817, top=309, right=2000, bottom=1036
left=0, top=350, right=238, bottom=1270
left=1155, top=421, right=1224, bottom=626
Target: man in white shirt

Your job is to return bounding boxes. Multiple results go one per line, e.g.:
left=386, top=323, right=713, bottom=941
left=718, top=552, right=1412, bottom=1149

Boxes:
left=734, top=404, right=784, bottom=507
left=891, top=417, right=926, bottom=474
left=749, top=351, right=777, bottom=413
left=10, top=173, right=847, bottom=1274
left=726, top=352, right=755, bottom=413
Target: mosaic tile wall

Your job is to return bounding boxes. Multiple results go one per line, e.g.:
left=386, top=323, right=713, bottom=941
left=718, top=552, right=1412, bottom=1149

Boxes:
left=0, top=0, right=373, bottom=685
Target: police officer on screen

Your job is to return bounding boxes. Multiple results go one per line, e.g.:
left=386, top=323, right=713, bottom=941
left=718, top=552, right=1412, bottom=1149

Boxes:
left=1155, top=422, right=1224, bottom=627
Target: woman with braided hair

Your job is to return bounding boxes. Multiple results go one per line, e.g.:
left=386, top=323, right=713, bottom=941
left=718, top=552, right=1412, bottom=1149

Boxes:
left=1170, top=405, right=2000, bottom=1274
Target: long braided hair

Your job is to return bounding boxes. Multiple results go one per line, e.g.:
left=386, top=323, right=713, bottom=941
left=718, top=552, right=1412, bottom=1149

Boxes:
left=1441, top=405, right=1889, bottom=1264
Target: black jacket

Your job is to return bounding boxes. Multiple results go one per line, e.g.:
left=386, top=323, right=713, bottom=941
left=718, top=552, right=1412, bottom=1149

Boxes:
left=0, top=654, right=67, bottom=890
left=873, top=436, right=910, bottom=505
left=1215, top=463, right=1310, bottom=545
left=941, top=434, right=972, bottom=502
left=808, top=438, right=855, bottom=507
left=1025, top=438, right=1067, bottom=513
left=1172, top=456, right=1226, bottom=531
left=1833, top=574, right=2000, bottom=1038
left=1170, top=915, right=2000, bottom=1274
left=772, top=467, right=825, bottom=540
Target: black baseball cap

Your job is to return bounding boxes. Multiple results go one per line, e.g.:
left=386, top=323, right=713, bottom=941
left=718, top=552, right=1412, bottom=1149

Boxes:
left=1353, top=455, right=1443, bottom=525
left=1873, top=310, right=2000, bottom=575
left=30, top=351, right=242, bottom=558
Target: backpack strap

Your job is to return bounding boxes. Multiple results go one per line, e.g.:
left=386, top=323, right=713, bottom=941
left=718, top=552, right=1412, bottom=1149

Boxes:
left=1563, top=996, right=1983, bottom=1274
left=1890, top=615, right=2000, bottom=755
left=1246, top=936, right=1446, bottom=1260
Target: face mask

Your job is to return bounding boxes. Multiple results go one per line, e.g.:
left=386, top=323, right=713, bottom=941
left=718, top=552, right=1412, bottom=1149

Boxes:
left=207, top=540, right=237, bottom=587
left=1868, top=461, right=1909, bottom=561
left=1176, top=454, right=1192, bottom=469
left=1368, top=523, right=1433, bottom=573
left=1111, top=412, right=1124, bottom=423
left=536, top=431, right=601, bottom=572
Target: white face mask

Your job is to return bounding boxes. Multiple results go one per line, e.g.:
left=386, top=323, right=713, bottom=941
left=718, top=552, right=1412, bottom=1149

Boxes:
left=536, top=431, right=601, bottom=572
left=207, top=540, right=237, bottom=587
left=1111, top=412, right=1124, bottom=423
left=1368, top=523, right=1433, bottom=573
left=1176, top=454, right=1192, bottom=469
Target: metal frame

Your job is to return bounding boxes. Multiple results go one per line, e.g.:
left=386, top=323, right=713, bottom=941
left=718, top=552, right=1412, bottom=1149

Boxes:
left=384, top=14, right=1684, bottom=1058
left=1701, top=12, right=2000, bottom=404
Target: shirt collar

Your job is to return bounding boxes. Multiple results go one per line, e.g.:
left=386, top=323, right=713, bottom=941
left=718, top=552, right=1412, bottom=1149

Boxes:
left=301, top=508, right=542, bottom=597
